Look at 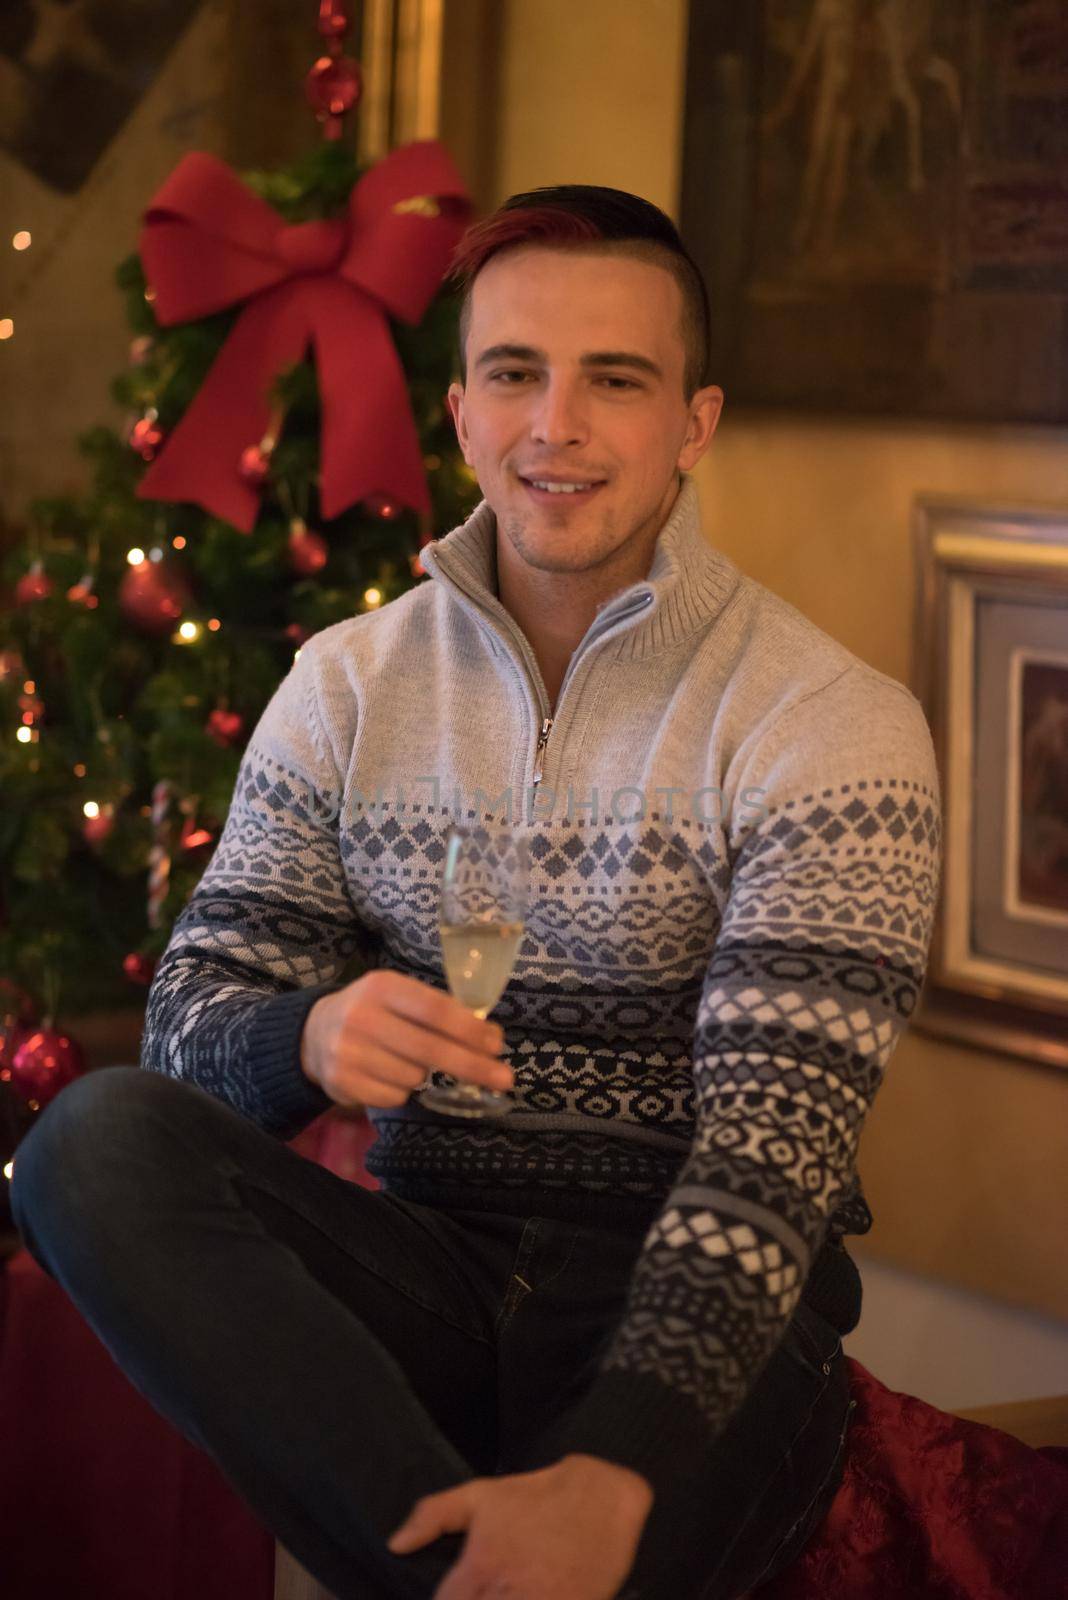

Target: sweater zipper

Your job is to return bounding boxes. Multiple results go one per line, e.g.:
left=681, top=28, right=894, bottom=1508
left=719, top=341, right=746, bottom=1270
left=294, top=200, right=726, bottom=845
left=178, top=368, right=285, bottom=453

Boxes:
left=532, top=717, right=553, bottom=786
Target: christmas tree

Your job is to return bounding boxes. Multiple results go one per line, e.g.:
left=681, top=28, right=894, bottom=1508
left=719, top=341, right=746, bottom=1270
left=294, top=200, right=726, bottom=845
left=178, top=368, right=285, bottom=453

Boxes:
left=0, top=1, right=477, bottom=1177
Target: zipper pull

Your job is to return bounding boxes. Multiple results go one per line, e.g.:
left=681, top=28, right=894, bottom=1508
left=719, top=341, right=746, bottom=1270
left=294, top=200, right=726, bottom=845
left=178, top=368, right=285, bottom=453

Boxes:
left=533, top=717, right=553, bottom=785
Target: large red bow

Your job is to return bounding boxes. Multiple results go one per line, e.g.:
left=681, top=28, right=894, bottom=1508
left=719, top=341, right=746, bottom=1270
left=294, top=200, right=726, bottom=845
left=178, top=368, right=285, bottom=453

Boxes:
left=135, top=142, right=473, bottom=532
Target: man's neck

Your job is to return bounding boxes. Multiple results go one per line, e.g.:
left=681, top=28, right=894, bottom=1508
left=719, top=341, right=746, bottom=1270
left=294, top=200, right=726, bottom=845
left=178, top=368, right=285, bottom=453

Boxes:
left=493, top=475, right=681, bottom=715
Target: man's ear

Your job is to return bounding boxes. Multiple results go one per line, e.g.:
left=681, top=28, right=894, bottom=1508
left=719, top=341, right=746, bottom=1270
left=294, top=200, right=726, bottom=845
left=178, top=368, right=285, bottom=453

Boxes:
left=679, top=384, right=724, bottom=471
left=446, top=381, right=473, bottom=465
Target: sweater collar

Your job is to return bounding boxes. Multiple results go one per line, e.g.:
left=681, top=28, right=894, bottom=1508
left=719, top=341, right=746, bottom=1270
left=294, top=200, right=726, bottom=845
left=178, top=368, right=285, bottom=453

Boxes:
left=419, top=470, right=740, bottom=659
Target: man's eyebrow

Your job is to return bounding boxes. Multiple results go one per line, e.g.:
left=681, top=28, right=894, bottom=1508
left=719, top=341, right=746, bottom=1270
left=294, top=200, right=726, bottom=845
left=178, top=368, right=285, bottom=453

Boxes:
left=473, top=343, right=663, bottom=380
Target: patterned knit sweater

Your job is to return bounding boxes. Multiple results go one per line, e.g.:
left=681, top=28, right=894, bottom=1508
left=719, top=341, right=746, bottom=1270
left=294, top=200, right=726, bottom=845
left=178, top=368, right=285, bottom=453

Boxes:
left=139, top=470, right=942, bottom=1496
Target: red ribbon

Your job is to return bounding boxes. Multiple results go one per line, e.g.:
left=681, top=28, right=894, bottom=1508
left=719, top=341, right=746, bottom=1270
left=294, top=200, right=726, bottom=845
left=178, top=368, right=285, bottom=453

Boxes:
left=136, top=143, right=474, bottom=532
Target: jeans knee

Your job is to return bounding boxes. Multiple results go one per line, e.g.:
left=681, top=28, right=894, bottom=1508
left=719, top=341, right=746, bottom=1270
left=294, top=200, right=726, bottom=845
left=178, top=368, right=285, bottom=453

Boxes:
left=10, top=1066, right=187, bottom=1251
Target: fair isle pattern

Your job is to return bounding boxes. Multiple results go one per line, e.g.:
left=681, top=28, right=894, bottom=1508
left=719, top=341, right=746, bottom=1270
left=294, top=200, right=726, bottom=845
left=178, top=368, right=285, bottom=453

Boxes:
left=141, top=743, right=371, bottom=1133
left=587, top=776, right=940, bottom=1430
left=142, top=751, right=936, bottom=1443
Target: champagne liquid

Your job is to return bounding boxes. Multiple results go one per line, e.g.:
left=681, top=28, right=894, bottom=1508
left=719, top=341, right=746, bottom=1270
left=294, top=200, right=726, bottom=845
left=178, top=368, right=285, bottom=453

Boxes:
left=439, top=920, right=523, bottom=1017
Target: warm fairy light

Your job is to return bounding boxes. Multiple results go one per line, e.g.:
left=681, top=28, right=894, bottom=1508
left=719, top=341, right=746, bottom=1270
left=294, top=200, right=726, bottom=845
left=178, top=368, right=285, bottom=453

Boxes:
left=363, top=587, right=382, bottom=607
left=207, top=617, right=221, bottom=631
left=3, top=1161, right=12, bottom=1182
left=73, top=763, right=86, bottom=776
left=293, top=648, right=302, bottom=662
left=0, top=319, right=13, bottom=340
left=23, top=679, right=34, bottom=693
left=12, top=232, right=31, bottom=251
left=83, top=800, right=100, bottom=819
left=176, top=620, right=201, bottom=642
left=20, top=711, right=33, bottom=725
left=148, top=546, right=164, bottom=562
left=172, top=536, right=186, bottom=549
left=16, top=726, right=32, bottom=743
left=127, top=547, right=146, bottom=565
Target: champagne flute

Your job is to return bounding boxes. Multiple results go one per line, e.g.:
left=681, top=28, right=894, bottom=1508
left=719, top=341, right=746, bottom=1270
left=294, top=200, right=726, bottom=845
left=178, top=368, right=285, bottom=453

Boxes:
left=419, top=821, right=528, bottom=1118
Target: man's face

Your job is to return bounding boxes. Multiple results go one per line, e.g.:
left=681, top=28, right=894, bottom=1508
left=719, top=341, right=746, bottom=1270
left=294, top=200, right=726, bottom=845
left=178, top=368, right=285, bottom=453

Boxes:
left=446, top=246, right=723, bottom=577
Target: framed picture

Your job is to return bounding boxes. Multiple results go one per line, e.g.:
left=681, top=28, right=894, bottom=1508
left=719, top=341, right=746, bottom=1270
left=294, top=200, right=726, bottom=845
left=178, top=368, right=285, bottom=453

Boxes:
left=679, top=1, right=1068, bottom=423
left=911, top=496, right=1068, bottom=1071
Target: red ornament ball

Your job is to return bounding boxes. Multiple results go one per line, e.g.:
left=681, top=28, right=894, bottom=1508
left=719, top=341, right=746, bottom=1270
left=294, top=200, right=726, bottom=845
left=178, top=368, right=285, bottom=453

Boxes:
left=130, top=416, right=165, bottom=461
left=317, top=0, right=352, bottom=41
left=82, top=807, right=115, bottom=847
left=305, top=54, right=362, bottom=118
left=15, top=565, right=53, bottom=605
left=288, top=518, right=329, bottom=575
left=123, top=952, right=156, bottom=986
left=238, top=442, right=273, bottom=487
left=205, top=708, right=244, bottom=747
left=119, top=559, right=191, bottom=635
left=9, top=1025, right=87, bottom=1110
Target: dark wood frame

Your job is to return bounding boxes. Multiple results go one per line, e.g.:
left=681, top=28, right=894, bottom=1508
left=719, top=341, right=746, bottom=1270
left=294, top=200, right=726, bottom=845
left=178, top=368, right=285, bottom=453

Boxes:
left=678, top=1, right=1068, bottom=424
left=910, top=494, right=1068, bottom=1071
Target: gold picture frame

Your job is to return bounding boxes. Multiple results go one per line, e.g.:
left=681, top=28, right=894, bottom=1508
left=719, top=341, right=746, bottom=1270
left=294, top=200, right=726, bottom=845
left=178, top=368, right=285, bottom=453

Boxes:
left=911, top=495, right=1068, bottom=1071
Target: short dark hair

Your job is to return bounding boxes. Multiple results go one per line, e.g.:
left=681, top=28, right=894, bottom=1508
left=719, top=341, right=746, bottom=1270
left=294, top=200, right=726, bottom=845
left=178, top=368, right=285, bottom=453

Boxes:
left=444, top=184, right=712, bottom=402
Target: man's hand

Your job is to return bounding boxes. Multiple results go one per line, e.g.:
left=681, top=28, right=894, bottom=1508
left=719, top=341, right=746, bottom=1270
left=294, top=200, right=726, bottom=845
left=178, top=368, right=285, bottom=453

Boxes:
left=300, top=969, right=513, bottom=1112
left=386, top=1454, right=654, bottom=1600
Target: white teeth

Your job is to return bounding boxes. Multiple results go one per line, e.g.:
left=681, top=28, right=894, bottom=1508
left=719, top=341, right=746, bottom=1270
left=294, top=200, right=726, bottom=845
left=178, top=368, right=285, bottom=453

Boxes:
left=529, top=480, right=595, bottom=493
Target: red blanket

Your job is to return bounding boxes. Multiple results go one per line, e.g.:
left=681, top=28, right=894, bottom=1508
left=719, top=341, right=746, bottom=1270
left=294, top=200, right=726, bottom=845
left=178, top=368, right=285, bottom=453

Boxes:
left=1, top=1110, right=1065, bottom=1598
left=761, top=1359, right=1068, bottom=1600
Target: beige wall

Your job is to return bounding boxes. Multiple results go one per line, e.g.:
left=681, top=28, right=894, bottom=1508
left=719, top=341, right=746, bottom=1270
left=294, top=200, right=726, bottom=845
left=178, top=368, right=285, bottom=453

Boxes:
left=493, top=0, right=1068, bottom=1321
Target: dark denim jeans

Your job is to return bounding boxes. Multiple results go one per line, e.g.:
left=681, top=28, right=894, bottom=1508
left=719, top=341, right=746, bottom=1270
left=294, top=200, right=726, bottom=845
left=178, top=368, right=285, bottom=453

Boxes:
left=10, top=1067, right=856, bottom=1600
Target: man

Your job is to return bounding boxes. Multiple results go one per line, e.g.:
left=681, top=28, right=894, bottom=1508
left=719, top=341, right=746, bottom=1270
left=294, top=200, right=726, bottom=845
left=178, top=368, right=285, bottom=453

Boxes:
left=12, top=185, right=941, bottom=1600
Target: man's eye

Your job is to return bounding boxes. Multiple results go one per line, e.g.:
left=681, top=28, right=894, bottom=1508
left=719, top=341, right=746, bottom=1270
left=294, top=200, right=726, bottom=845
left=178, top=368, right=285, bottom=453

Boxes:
left=490, top=372, right=638, bottom=389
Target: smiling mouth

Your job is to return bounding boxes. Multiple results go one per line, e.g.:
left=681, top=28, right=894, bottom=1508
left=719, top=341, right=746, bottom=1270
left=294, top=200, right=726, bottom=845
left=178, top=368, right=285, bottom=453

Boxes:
left=519, top=475, right=607, bottom=503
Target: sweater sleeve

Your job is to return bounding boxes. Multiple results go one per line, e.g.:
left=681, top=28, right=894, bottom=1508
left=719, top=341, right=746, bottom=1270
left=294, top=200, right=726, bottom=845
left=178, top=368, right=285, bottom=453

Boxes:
left=546, top=665, right=943, bottom=1497
left=139, top=635, right=372, bottom=1140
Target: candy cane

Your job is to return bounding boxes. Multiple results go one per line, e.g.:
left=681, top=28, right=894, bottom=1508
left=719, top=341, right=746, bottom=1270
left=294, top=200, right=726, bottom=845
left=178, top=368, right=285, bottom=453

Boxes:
left=147, top=779, right=173, bottom=930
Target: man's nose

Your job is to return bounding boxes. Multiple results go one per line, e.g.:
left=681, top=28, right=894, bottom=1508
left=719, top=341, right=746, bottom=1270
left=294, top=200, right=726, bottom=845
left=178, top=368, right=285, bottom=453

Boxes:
left=529, top=379, right=588, bottom=446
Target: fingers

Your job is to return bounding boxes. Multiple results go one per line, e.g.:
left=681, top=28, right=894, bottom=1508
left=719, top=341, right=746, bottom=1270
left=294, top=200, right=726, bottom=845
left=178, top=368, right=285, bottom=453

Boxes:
left=387, top=1484, right=474, bottom=1554
left=358, top=1008, right=511, bottom=1091
left=368, top=970, right=505, bottom=1055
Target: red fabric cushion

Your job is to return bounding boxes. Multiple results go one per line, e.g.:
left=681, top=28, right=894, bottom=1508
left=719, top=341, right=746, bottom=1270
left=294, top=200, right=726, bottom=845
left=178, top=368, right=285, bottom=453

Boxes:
left=0, top=1246, right=275, bottom=1600
left=761, top=1358, right=1068, bottom=1600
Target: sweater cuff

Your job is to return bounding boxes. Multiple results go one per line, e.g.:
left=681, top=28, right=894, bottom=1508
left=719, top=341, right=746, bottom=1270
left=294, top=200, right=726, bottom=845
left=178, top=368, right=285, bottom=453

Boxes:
left=527, top=1367, right=717, bottom=1503
left=245, top=983, right=339, bottom=1139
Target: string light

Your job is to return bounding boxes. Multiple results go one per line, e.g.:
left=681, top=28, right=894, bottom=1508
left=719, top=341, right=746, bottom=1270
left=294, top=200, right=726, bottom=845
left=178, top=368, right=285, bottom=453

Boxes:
left=23, top=679, right=34, bottom=693
left=12, top=232, right=31, bottom=251
left=3, top=1161, right=12, bottom=1182
left=172, top=536, right=186, bottom=549
left=127, top=547, right=146, bottom=565
left=207, top=617, right=221, bottom=631
left=175, top=620, right=202, bottom=643
left=363, top=587, right=382, bottom=607
left=83, top=800, right=101, bottom=819
left=0, top=319, right=13, bottom=341
left=73, top=763, right=86, bottom=777
left=15, top=726, right=31, bottom=743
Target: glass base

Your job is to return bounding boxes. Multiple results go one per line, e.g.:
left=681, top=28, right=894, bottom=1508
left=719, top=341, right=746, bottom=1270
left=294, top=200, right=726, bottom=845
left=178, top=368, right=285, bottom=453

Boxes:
left=418, top=1079, right=515, bottom=1118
